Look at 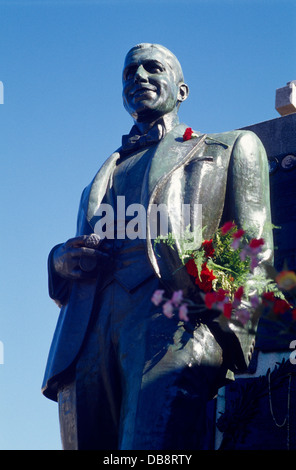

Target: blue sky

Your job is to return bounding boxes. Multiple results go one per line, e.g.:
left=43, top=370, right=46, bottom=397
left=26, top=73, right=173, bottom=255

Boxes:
left=0, top=0, right=295, bottom=450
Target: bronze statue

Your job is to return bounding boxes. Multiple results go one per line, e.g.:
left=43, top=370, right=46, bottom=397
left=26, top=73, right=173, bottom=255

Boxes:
left=42, top=43, right=273, bottom=450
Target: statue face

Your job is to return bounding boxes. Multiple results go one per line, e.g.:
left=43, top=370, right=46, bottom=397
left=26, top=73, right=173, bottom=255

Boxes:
left=122, top=46, right=182, bottom=123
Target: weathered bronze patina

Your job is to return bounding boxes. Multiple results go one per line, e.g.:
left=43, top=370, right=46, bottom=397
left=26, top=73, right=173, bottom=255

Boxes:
left=42, top=43, right=273, bottom=450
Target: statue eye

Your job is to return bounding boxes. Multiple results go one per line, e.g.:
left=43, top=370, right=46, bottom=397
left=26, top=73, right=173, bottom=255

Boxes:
left=144, top=61, right=164, bottom=74
left=124, top=66, right=137, bottom=81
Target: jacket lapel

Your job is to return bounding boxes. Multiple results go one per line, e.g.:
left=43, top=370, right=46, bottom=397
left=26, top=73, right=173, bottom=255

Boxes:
left=86, top=124, right=208, bottom=230
left=87, top=151, right=121, bottom=227
left=147, top=124, right=207, bottom=199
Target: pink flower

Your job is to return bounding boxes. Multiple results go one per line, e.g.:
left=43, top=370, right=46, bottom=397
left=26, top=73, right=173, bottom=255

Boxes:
left=231, top=229, right=245, bottom=250
left=250, top=295, right=260, bottom=309
left=231, top=238, right=241, bottom=250
left=239, top=248, right=248, bottom=261
left=250, top=256, right=260, bottom=271
left=232, top=286, right=244, bottom=309
left=151, top=289, right=165, bottom=306
left=178, top=304, right=189, bottom=322
left=239, top=243, right=261, bottom=272
left=171, top=290, right=183, bottom=306
left=235, top=308, right=250, bottom=325
left=163, top=301, right=174, bottom=319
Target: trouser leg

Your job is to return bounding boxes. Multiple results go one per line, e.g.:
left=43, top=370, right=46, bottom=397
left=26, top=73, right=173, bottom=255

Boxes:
left=58, top=363, right=121, bottom=451
left=58, top=381, right=78, bottom=450
left=118, top=309, right=212, bottom=450
left=58, top=283, right=122, bottom=450
left=58, top=277, right=220, bottom=450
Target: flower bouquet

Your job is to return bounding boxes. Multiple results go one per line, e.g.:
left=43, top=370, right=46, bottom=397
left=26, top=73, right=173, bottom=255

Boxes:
left=152, top=221, right=293, bottom=332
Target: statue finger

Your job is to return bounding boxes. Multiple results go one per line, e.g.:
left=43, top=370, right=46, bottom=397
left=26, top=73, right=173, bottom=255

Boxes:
left=65, top=234, right=101, bottom=249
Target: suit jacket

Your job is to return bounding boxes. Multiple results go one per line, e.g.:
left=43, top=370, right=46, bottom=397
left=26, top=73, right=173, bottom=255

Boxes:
left=42, top=123, right=273, bottom=401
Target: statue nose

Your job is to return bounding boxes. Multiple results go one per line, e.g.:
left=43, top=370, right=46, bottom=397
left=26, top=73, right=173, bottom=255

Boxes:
left=134, top=65, right=149, bottom=83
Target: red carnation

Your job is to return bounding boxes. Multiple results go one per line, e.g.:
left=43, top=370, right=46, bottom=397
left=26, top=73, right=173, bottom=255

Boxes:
left=273, top=298, right=291, bottom=315
left=262, top=291, right=275, bottom=303
left=232, top=229, right=245, bottom=239
left=221, top=221, right=236, bottom=235
left=205, top=291, right=217, bottom=309
left=183, top=127, right=193, bottom=141
left=205, top=289, right=228, bottom=309
left=249, top=238, right=264, bottom=249
left=234, top=286, right=244, bottom=301
left=195, top=262, right=216, bottom=293
left=202, top=239, right=215, bottom=258
left=185, top=258, right=198, bottom=277
left=223, top=302, right=233, bottom=319
left=186, top=259, right=216, bottom=293
left=216, top=288, right=228, bottom=302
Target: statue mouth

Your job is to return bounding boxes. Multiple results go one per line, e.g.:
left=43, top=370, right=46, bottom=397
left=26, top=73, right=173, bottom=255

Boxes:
left=131, top=85, right=157, bottom=97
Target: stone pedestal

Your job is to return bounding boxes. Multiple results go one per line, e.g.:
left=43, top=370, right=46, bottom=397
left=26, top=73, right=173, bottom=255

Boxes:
left=275, top=81, right=296, bottom=117
left=212, top=111, right=296, bottom=450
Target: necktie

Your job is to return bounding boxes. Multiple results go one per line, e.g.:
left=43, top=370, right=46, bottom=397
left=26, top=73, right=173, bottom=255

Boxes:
left=121, top=123, right=164, bottom=155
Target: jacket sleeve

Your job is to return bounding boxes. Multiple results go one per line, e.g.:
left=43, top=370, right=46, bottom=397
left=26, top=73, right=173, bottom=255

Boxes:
left=48, top=244, right=73, bottom=307
left=223, top=130, right=273, bottom=268
left=218, top=130, right=274, bottom=372
left=48, top=187, right=93, bottom=307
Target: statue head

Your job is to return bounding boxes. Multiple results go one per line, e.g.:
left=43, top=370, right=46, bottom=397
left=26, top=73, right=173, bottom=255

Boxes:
left=122, top=43, right=189, bottom=123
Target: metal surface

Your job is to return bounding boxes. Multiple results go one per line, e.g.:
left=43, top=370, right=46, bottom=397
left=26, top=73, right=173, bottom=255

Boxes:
left=42, top=43, right=273, bottom=450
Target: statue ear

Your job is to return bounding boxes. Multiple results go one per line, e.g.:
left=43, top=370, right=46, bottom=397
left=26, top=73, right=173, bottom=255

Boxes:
left=177, top=82, right=189, bottom=103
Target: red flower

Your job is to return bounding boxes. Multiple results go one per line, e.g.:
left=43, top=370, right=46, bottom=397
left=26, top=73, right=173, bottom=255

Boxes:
left=216, top=288, right=228, bottom=302
left=183, top=127, right=193, bottom=141
left=234, top=286, right=244, bottom=301
left=205, top=289, right=228, bottom=309
left=223, top=302, right=232, bottom=319
left=202, top=239, right=215, bottom=258
left=262, top=291, right=291, bottom=315
left=262, top=291, right=275, bottom=303
left=292, top=308, right=296, bottom=321
left=249, top=238, right=264, bottom=249
left=186, top=259, right=216, bottom=293
left=221, top=221, right=236, bottom=235
left=232, top=229, right=245, bottom=239
left=185, top=258, right=198, bottom=277
left=273, top=298, right=291, bottom=315
left=195, top=262, right=216, bottom=293
left=204, top=292, right=217, bottom=309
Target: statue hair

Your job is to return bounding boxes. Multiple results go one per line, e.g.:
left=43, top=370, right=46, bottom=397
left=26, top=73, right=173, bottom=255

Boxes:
left=125, top=43, right=184, bottom=84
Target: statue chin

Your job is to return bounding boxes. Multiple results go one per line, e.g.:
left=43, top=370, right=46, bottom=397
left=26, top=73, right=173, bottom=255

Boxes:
left=125, top=103, right=162, bottom=123
left=124, top=97, right=175, bottom=124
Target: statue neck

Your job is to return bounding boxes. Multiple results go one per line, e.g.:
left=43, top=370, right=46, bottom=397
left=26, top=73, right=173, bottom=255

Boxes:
left=134, top=111, right=179, bottom=136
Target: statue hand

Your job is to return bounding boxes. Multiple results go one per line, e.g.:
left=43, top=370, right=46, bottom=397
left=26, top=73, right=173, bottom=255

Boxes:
left=52, top=234, right=108, bottom=280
